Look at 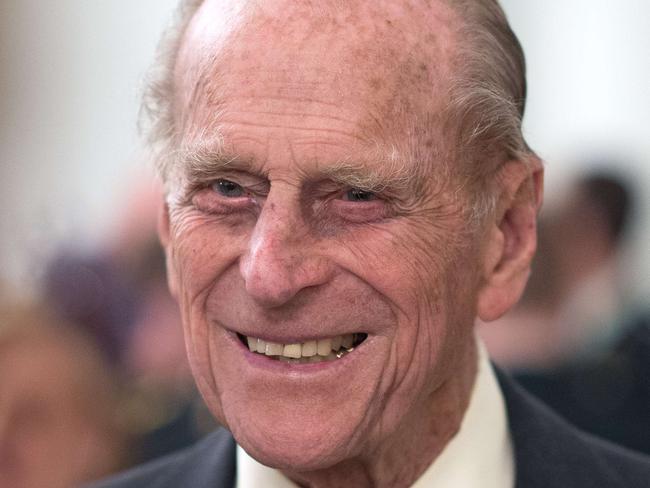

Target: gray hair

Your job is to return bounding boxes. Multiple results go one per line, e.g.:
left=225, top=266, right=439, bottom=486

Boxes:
left=139, top=0, right=203, bottom=187
left=141, top=0, right=534, bottom=212
left=444, top=0, right=533, bottom=220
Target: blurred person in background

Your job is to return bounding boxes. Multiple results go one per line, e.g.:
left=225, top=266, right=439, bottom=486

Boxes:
left=0, top=302, right=126, bottom=488
left=544, top=171, right=635, bottom=359
left=481, top=168, right=650, bottom=455
left=42, top=178, right=215, bottom=470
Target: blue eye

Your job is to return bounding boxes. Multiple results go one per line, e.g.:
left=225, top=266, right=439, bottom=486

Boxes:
left=345, top=189, right=376, bottom=202
left=213, top=179, right=244, bottom=198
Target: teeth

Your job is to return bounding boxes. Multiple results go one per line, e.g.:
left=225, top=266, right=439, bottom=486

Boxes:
left=283, top=343, right=302, bottom=359
left=243, top=333, right=362, bottom=361
left=317, top=338, right=332, bottom=357
left=301, top=340, right=317, bottom=357
left=265, top=342, right=283, bottom=356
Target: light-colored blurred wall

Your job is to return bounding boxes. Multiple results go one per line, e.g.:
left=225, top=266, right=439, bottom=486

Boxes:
left=501, top=0, right=650, bottom=304
left=1, top=1, right=649, bottom=302
left=0, top=0, right=177, bottom=294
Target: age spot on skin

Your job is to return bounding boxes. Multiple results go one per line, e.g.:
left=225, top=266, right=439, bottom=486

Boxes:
left=370, top=77, right=383, bottom=91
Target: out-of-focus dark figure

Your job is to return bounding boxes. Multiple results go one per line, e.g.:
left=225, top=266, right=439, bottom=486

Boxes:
left=0, top=302, right=126, bottom=488
left=42, top=179, right=215, bottom=472
left=481, top=169, right=650, bottom=455
left=519, top=311, right=650, bottom=455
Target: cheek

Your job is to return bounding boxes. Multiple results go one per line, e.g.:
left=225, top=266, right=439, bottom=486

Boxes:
left=331, top=219, right=450, bottom=322
left=335, top=220, right=479, bottom=389
left=168, top=209, right=248, bottom=298
left=167, top=211, right=249, bottom=410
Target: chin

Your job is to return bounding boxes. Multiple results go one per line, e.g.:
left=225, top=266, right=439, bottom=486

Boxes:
left=234, top=422, right=359, bottom=472
left=219, top=386, right=373, bottom=471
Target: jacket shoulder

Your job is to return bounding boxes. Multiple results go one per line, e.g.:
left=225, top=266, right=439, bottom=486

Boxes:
left=497, top=368, right=650, bottom=488
left=87, top=428, right=236, bottom=488
left=584, top=435, right=650, bottom=487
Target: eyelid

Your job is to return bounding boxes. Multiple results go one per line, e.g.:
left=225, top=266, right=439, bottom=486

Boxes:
left=330, top=198, right=388, bottom=223
left=207, top=174, right=270, bottom=196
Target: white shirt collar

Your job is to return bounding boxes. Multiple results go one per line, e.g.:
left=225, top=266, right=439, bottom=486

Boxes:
left=236, top=339, right=514, bottom=488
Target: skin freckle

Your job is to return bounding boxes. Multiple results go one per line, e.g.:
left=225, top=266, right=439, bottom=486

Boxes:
left=369, top=78, right=383, bottom=91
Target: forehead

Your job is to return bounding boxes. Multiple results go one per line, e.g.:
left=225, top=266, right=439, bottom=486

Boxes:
left=174, top=0, right=460, bottom=145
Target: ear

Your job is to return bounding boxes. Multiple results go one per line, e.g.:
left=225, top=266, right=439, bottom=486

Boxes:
left=477, top=157, right=544, bottom=322
left=157, top=198, right=179, bottom=299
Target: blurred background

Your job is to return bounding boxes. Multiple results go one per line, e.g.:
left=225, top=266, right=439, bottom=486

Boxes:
left=0, top=0, right=649, bottom=486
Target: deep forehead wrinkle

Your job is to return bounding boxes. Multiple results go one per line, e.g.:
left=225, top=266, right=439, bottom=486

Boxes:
left=176, top=143, right=420, bottom=194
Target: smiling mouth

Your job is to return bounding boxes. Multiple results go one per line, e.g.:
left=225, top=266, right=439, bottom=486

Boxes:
left=237, top=333, right=368, bottom=364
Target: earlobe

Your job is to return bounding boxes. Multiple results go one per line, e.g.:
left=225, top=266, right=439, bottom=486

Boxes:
left=477, top=159, right=543, bottom=322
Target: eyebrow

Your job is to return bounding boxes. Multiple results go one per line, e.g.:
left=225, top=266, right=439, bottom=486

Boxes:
left=176, top=144, right=421, bottom=194
left=321, top=155, right=418, bottom=193
left=178, top=146, right=247, bottom=184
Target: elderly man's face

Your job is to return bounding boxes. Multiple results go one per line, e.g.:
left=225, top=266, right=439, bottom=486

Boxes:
left=162, top=0, right=493, bottom=472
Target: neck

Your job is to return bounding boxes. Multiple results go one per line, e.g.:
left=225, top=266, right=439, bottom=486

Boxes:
left=283, top=339, right=479, bottom=488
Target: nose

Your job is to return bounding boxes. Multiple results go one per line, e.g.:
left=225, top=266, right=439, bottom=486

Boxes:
left=239, top=197, right=334, bottom=308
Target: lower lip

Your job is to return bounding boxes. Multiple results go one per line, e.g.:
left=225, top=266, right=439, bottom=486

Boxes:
left=226, top=332, right=366, bottom=374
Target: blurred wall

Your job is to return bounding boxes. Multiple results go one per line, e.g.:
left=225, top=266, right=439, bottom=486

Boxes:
left=1, top=1, right=650, bottom=302
left=0, top=0, right=177, bottom=294
left=501, top=0, right=650, bottom=304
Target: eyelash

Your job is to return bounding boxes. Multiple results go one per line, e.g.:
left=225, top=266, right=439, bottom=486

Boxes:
left=342, top=188, right=378, bottom=202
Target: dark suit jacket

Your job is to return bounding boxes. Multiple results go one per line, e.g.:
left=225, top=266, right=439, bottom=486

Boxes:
left=90, top=371, right=650, bottom=487
left=517, top=312, right=650, bottom=455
